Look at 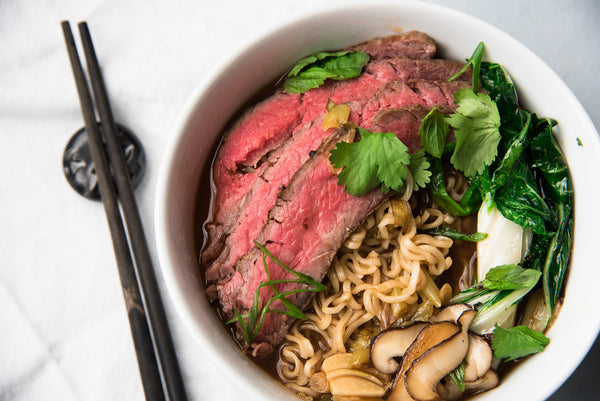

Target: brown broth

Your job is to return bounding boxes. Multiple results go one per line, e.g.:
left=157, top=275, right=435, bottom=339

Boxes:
left=439, top=214, right=478, bottom=293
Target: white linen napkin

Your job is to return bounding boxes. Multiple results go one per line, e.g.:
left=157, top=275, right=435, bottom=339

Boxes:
left=0, top=1, right=597, bottom=400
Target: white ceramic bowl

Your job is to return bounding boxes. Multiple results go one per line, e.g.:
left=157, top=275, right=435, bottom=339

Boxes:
left=155, top=2, right=600, bottom=400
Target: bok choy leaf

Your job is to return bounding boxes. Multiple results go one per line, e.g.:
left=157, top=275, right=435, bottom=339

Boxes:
left=451, top=264, right=541, bottom=334
left=478, top=62, right=574, bottom=321
left=419, top=44, right=574, bottom=328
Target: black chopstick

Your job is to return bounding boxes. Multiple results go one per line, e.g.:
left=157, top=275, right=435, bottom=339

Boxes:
left=61, top=21, right=188, bottom=401
left=76, top=21, right=189, bottom=401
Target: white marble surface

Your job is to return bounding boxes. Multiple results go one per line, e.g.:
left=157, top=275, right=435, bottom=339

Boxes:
left=1, top=0, right=598, bottom=400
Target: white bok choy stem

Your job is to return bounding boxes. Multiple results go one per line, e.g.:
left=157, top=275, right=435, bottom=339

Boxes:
left=474, top=198, right=532, bottom=333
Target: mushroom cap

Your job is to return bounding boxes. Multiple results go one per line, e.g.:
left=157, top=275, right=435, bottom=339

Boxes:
left=370, top=323, right=428, bottom=374
left=430, top=303, right=473, bottom=324
left=465, top=369, right=499, bottom=393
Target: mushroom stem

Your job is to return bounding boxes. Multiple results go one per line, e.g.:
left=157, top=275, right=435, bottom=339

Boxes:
left=463, top=334, right=493, bottom=382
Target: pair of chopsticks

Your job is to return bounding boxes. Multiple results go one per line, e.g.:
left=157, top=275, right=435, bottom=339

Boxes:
left=61, top=21, right=188, bottom=401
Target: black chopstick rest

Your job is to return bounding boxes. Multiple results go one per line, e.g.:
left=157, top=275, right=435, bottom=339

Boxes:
left=63, top=123, right=145, bottom=200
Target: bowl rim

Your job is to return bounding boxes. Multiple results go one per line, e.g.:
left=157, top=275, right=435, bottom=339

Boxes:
left=155, top=1, right=600, bottom=400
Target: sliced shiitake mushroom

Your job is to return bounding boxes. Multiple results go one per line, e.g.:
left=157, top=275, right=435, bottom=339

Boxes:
left=463, top=333, right=493, bottom=382
left=438, top=368, right=499, bottom=401
left=465, top=369, right=499, bottom=393
left=403, top=309, right=475, bottom=401
left=370, top=323, right=428, bottom=374
left=386, top=321, right=461, bottom=401
left=384, top=307, right=477, bottom=401
left=429, top=303, right=473, bottom=324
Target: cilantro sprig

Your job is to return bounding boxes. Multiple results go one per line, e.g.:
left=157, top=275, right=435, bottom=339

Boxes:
left=227, top=241, right=326, bottom=345
left=417, top=41, right=501, bottom=222
left=447, top=89, right=501, bottom=177
left=419, top=92, right=501, bottom=179
left=329, top=127, right=430, bottom=196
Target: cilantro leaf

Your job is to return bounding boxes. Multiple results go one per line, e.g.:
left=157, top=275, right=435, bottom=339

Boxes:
left=419, top=108, right=450, bottom=158
left=447, top=88, right=501, bottom=177
left=329, top=139, right=381, bottom=196
left=492, top=324, right=550, bottom=361
left=284, top=51, right=370, bottom=93
left=408, top=150, right=431, bottom=190
left=481, top=264, right=541, bottom=291
left=329, top=128, right=410, bottom=196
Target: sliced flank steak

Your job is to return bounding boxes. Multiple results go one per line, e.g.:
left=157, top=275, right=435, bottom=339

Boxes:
left=216, top=126, right=388, bottom=357
left=203, top=110, right=361, bottom=284
left=204, top=91, right=302, bottom=266
left=349, top=31, right=437, bottom=60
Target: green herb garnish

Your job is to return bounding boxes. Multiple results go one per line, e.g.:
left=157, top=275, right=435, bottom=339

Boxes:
left=480, top=264, right=542, bottom=291
left=449, top=360, right=466, bottom=391
left=419, top=43, right=501, bottom=182
left=492, top=324, right=550, bottom=361
left=419, top=107, right=450, bottom=159
left=425, top=226, right=488, bottom=242
left=329, top=127, right=430, bottom=196
left=449, top=41, right=485, bottom=91
left=284, top=50, right=370, bottom=94
left=418, top=88, right=501, bottom=183
left=447, top=88, right=501, bottom=177
left=227, top=241, right=326, bottom=346
left=408, top=149, right=432, bottom=191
